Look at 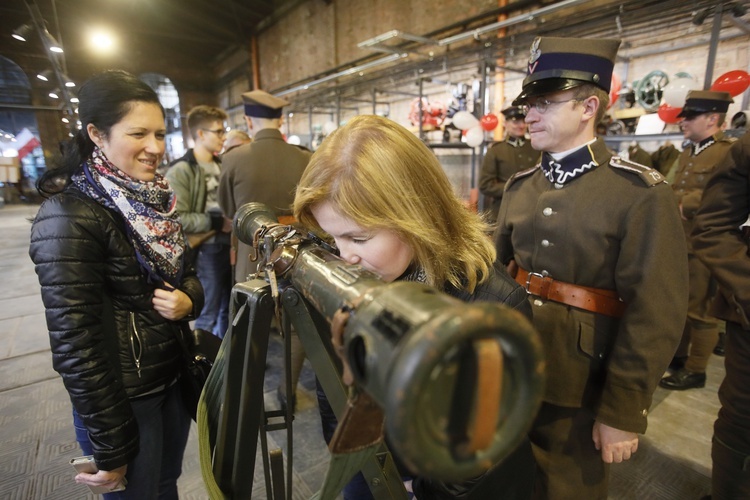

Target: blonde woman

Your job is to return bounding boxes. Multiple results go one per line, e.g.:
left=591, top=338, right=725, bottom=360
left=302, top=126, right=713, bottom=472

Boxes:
left=294, top=114, right=535, bottom=499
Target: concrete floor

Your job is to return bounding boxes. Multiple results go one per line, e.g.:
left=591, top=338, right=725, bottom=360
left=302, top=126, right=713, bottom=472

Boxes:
left=0, top=202, right=721, bottom=499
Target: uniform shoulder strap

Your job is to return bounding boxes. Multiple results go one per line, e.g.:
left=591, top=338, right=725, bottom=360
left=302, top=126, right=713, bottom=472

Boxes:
left=609, top=155, right=666, bottom=186
left=505, top=164, right=540, bottom=189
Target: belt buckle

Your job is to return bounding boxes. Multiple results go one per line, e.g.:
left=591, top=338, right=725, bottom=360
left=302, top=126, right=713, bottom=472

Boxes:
left=525, top=272, right=546, bottom=295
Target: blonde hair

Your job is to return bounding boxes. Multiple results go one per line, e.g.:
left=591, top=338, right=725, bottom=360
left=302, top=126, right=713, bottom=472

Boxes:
left=294, top=115, right=496, bottom=292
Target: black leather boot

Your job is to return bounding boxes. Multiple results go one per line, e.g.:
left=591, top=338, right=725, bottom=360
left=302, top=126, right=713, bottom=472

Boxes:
left=659, top=368, right=706, bottom=390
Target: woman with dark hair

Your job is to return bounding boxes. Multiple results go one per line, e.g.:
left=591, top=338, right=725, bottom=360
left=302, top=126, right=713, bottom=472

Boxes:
left=29, top=70, right=204, bottom=499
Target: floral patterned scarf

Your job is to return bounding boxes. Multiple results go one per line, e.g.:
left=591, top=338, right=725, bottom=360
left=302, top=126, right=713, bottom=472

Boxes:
left=72, top=147, right=186, bottom=286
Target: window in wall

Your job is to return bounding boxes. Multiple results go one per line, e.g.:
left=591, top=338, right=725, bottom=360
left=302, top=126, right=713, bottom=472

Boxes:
left=140, top=72, right=183, bottom=162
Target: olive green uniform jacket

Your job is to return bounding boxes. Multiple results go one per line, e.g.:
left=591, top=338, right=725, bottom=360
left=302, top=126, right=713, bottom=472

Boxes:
left=479, top=137, right=538, bottom=222
left=693, top=132, right=750, bottom=329
left=495, top=138, right=688, bottom=433
left=673, top=132, right=736, bottom=241
left=218, top=128, right=310, bottom=282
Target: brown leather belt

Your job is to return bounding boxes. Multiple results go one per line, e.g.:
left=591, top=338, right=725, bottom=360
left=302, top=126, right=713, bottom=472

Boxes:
left=515, top=267, right=626, bottom=318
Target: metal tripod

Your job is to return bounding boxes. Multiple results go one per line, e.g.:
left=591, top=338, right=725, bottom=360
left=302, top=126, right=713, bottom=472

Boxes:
left=206, top=278, right=409, bottom=499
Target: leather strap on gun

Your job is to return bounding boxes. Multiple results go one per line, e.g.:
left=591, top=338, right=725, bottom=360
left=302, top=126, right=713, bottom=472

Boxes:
left=515, top=267, right=626, bottom=318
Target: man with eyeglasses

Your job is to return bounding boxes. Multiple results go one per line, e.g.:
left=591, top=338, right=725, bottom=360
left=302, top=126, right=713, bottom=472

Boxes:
left=167, top=105, right=233, bottom=339
left=660, top=90, right=736, bottom=392
left=494, top=36, right=688, bottom=499
left=479, top=105, right=539, bottom=223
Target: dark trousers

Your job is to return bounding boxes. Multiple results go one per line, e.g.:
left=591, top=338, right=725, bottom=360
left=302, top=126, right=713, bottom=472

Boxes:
left=712, top=321, right=750, bottom=499
left=529, top=403, right=609, bottom=500
left=72, top=382, right=191, bottom=500
left=194, top=242, right=232, bottom=338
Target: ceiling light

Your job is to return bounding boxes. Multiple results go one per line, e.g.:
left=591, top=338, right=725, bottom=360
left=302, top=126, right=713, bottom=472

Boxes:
left=12, top=24, right=32, bottom=42
left=88, top=28, right=117, bottom=55
left=65, top=81, right=75, bottom=88
left=36, top=69, right=53, bottom=82
left=44, top=31, right=63, bottom=53
left=61, top=117, right=70, bottom=123
left=49, top=89, right=59, bottom=99
left=70, top=98, right=79, bottom=103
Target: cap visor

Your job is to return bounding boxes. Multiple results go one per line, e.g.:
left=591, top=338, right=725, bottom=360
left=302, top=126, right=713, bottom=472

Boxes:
left=513, top=78, right=586, bottom=105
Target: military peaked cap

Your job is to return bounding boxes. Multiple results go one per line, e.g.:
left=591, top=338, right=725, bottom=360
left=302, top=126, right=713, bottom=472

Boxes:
left=242, top=90, right=289, bottom=119
left=514, top=36, right=621, bottom=104
left=501, top=105, right=526, bottom=119
left=677, top=90, right=734, bottom=118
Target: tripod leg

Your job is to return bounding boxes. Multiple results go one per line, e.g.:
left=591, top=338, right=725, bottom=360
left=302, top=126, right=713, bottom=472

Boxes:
left=213, top=281, right=276, bottom=497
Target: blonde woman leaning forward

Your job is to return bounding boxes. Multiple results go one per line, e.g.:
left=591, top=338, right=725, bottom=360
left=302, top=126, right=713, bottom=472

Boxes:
left=294, top=114, right=536, bottom=500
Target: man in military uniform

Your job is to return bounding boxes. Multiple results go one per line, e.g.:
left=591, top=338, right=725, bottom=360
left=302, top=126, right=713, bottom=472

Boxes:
left=692, top=131, right=750, bottom=499
left=218, top=89, right=310, bottom=284
left=219, top=89, right=311, bottom=412
left=494, top=36, right=688, bottom=499
left=660, top=90, right=736, bottom=391
left=478, top=105, right=539, bottom=222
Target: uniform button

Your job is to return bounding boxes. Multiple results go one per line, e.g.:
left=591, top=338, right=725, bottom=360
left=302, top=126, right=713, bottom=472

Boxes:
left=543, top=207, right=553, bottom=216
left=554, top=183, right=564, bottom=189
left=598, top=353, right=604, bottom=359
left=541, top=239, right=551, bottom=247
left=641, top=409, right=648, bottom=417
left=541, top=270, right=549, bottom=277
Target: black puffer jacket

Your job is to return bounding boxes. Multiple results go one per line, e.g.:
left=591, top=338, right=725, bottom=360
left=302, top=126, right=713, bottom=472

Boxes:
left=29, top=185, right=204, bottom=471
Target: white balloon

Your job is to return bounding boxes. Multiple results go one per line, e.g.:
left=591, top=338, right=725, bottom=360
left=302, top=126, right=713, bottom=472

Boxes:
left=287, top=135, right=301, bottom=145
left=452, top=111, right=479, bottom=131
left=662, top=77, right=698, bottom=108
left=322, top=121, right=338, bottom=135
left=464, top=125, right=485, bottom=147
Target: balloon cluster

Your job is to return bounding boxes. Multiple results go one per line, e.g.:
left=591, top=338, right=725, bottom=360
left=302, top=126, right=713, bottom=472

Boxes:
left=452, top=111, right=499, bottom=147
left=657, top=70, right=750, bottom=124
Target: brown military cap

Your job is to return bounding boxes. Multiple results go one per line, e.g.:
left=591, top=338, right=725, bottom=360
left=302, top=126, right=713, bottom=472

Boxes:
left=514, top=36, right=621, bottom=104
left=677, top=90, right=734, bottom=118
left=242, top=90, right=289, bottom=118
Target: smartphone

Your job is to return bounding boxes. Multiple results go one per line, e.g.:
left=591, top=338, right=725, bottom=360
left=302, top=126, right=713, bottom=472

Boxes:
left=70, top=455, right=127, bottom=494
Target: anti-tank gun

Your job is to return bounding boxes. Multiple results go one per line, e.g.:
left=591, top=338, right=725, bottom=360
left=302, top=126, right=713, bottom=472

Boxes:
left=200, top=202, right=544, bottom=499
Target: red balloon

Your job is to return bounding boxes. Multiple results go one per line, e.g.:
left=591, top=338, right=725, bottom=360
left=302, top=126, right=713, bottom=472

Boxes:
left=711, top=70, right=750, bottom=97
left=480, top=113, right=499, bottom=131
left=608, top=73, right=622, bottom=109
left=657, top=103, right=682, bottom=124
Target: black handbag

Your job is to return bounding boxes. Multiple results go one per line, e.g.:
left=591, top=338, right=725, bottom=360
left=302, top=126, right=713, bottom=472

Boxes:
left=176, top=323, right=222, bottom=420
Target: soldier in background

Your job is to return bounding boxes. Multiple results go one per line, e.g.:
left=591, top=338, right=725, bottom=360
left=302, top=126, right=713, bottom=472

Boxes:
left=660, top=90, right=736, bottom=391
left=494, top=36, right=688, bottom=499
left=692, top=131, right=750, bottom=499
left=218, top=90, right=310, bottom=284
left=478, top=105, right=539, bottom=223
left=218, top=89, right=310, bottom=412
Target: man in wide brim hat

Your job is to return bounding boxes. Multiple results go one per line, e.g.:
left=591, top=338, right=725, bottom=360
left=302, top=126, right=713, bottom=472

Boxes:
left=495, top=35, right=688, bottom=499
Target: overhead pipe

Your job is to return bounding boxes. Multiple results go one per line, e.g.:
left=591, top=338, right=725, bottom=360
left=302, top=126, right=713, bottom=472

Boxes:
left=275, top=53, right=405, bottom=97
left=438, top=0, right=592, bottom=46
